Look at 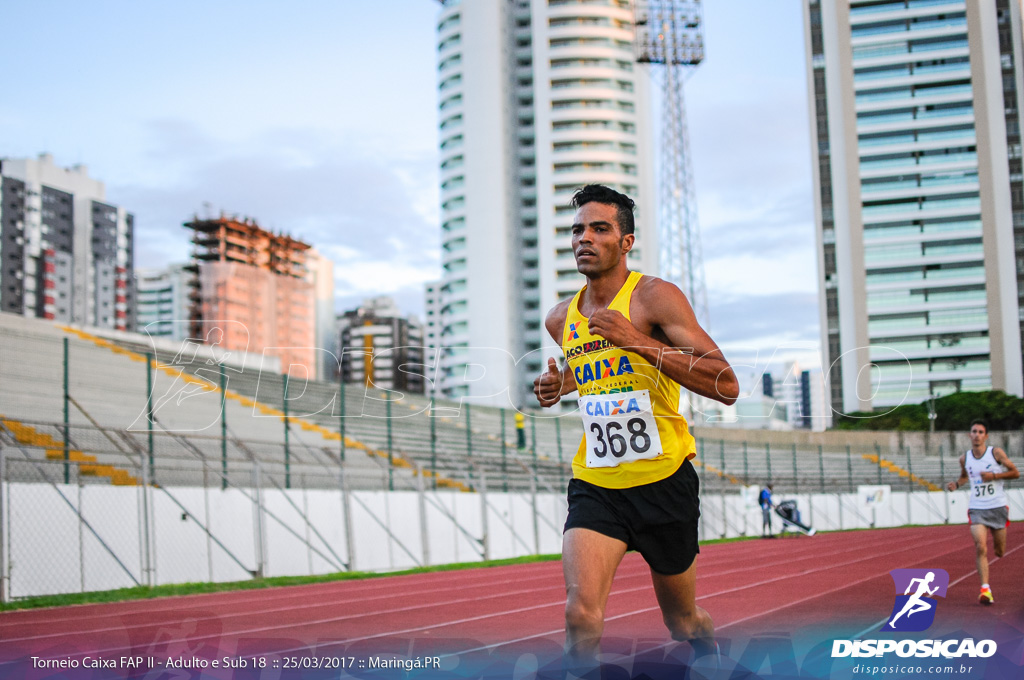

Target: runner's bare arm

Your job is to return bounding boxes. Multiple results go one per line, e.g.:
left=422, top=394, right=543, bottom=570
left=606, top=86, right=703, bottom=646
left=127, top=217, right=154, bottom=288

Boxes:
left=947, top=455, right=968, bottom=491
left=534, top=301, right=578, bottom=407
left=982, top=448, right=1020, bottom=482
left=587, top=278, right=739, bottom=405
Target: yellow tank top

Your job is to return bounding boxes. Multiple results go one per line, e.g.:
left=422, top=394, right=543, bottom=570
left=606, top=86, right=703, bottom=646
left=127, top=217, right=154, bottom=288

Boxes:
left=562, top=271, right=695, bottom=488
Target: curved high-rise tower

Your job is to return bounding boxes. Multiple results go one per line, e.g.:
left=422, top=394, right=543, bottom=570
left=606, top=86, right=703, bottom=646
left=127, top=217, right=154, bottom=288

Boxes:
left=433, top=0, right=657, bottom=405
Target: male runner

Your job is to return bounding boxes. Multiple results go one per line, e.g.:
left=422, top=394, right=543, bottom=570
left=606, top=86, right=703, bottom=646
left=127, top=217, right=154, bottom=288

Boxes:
left=533, top=185, right=739, bottom=671
left=946, top=419, right=1019, bottom=604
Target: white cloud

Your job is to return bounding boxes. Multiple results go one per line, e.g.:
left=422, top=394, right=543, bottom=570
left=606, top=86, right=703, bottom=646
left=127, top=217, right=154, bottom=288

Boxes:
left=706, top=251, right=818, bottom=298
left=334, top=260, right=438, bottom=296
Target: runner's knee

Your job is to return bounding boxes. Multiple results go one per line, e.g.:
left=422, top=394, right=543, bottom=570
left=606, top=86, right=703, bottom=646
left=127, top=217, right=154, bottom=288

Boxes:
left=565, top=599, right=604, bottom=637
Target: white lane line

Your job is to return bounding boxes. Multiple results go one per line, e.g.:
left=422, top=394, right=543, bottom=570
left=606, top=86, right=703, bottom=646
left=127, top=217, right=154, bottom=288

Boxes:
left=1, top=532, right=867, bottom=643
left=7, top=529, right=954, bottom=662
left=0, top=561, right=566, bottom=627
left=0, top=565, right=579, bottom=642
left=442, top=534, right=953, bottom=658
left=0, top=575, right=571, bottom=647
left=11, top=534, right=888, bottom=663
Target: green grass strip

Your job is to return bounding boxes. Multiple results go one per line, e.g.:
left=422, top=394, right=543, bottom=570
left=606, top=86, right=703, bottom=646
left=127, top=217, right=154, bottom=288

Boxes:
left=0, top=525, right=943, bottom=612
left=0, top=554, right=562, bottom=612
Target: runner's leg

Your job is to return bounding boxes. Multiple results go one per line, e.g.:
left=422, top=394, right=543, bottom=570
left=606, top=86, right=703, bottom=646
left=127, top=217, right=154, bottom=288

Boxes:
left=563, top=528, right=628, bottom=669
left=649, top=558, right=715, bottom=657
left=970, top=524, right=989, bottom=585
left=992, top=526, right=1006, bottom=558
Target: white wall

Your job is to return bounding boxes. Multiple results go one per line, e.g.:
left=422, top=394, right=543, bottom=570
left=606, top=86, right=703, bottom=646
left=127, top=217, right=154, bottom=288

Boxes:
left=6, top=478, right=1022, bottom=601
left=0, top=481, right=567, bottom=600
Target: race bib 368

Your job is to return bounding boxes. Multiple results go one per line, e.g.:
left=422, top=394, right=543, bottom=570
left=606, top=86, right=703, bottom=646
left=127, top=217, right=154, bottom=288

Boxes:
left=579, top=390, right=663, bottom=469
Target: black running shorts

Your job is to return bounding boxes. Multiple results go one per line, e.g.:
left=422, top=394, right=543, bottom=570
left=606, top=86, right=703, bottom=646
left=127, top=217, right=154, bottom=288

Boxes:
left=563, top=460, right=701, bottom=575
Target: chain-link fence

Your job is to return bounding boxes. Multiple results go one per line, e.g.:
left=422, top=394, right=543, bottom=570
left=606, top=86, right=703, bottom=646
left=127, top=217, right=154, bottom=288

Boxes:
left=4, top=425, right=1023, bottom=602
left=0, top=429, right=568, bottom=602
left=4, top=322, right=1023, bottom=602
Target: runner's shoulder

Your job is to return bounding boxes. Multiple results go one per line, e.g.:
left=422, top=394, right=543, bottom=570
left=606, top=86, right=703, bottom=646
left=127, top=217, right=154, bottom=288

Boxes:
left=634, top=274, right=688, bottom=305
left=632, top=275, right=695, bottom=326
left=545, top=299, right=573, bottom=340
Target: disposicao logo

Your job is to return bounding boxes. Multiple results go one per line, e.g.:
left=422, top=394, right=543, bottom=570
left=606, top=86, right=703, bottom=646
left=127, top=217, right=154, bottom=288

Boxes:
left=831, top=568, right=997, bottom=659
left=883, top=568, right=948, bottom=632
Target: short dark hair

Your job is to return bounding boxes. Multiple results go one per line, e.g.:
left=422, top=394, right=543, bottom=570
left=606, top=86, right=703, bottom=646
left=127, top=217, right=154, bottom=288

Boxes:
left=570, top=184, right=636, bottom=235
left=970, top=419, right=989, bottom=433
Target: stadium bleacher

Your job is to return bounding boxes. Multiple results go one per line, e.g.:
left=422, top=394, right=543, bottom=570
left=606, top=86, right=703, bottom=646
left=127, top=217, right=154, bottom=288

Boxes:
left=0, top=311, right=965, bottom=496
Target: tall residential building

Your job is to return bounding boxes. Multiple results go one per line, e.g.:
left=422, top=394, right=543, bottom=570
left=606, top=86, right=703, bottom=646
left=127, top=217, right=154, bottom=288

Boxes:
left=804, top=0, right=1024, bottom=415
left=338, top=296, right=426, bottom=394
left=0, top=153, right=136, bottom=331
left=184, top=215, right=317, bottom=379
left=424, top=280, right=443, bottom=396
left=434, top=0, right=658, bottom=405
left=135, top=263, right=191, bottom=341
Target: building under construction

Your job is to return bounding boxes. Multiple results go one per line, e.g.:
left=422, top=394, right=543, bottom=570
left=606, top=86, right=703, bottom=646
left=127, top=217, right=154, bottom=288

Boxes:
left=184, top=215, right=317, bottom=378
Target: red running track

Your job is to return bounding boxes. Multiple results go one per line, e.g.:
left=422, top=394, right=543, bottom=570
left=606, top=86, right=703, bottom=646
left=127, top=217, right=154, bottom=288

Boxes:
left=1, top=525, right=1022, bottom=676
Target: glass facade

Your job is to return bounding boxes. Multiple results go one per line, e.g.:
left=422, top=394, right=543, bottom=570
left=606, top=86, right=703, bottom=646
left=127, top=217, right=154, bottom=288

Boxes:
left=809, top=0, right=1024, bottom=412
left=851, top=0, right=989, bottom=406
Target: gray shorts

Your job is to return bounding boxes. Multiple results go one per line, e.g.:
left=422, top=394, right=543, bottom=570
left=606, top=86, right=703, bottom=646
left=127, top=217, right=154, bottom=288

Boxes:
left=968, top=506, right=1009, bottom=530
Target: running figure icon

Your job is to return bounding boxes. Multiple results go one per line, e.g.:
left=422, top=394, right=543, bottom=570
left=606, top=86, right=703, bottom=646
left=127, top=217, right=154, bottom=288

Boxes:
left=888, top=571, right=938, bottom=628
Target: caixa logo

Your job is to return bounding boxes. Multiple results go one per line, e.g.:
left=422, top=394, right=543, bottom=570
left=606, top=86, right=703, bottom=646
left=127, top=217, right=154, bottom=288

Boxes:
left=831, top=568, right=997, bottom=659
left=883, top=568, right=948, bottom=632
left=574, top=355, right=633, bottom=386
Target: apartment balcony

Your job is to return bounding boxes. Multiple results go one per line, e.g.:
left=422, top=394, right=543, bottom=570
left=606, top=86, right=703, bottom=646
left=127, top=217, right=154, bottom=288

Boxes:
left=853, top=68, right=972, bottom=94
left=860, top=181, right=979, bottom=202
left=869, top=344, right=990, bottom=362
left=856, top=113, right=974, bottom=136
left=867, top=294, right=987, bottom=315
left=860, top=158, right=977, bottom=180
left=862, top=202, right=981, bottom=228
left=867, top=321, right=989, bottom=340
left=862, top=227, right=980, bottom=247
left=852, top=46, right=970, bottom=71
left=850, top=24, right=967, bottom=49
left=857, top=133, right=976, bottom=157
left=856, top=90, right=973, bottom=115
left=850, top=2, right=966, bottom=26
left=872, top=367, right=990, bottom=386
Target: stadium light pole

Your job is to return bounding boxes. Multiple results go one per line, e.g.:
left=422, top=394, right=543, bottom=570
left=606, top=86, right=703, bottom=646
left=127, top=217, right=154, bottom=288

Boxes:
left=635, top=0, right=710, bottom=423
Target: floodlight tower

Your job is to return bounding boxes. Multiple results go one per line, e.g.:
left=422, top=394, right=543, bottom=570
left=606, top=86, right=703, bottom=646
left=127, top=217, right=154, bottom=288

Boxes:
left=634, top=1, right=708, bottom=328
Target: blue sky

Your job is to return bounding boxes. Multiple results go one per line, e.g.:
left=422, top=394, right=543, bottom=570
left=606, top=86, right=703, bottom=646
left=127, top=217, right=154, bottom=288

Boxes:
left=0, top=1, right=820, bottom=375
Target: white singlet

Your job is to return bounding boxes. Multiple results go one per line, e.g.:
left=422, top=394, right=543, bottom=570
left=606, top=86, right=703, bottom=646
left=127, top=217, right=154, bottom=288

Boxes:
left=964, top=446, right=1007, bottom=510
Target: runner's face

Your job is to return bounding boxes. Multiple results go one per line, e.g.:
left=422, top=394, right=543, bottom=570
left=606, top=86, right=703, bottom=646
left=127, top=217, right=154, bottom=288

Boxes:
left=970, top=425, right=987, bottom=447
left=571, top=202, right=633, bottom=276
